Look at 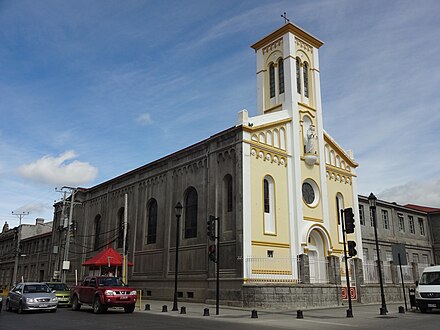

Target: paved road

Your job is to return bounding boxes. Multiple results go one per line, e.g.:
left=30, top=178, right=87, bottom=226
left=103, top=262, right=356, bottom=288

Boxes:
left=1, top=301, right=440, bottom=330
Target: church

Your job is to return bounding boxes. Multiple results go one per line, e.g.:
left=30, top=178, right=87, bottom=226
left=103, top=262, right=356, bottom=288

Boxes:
left=50, top=22, right=361, bottom=308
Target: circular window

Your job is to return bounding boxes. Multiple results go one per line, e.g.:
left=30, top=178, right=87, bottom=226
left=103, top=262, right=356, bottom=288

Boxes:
left=302, top=180, right=319, bottom=207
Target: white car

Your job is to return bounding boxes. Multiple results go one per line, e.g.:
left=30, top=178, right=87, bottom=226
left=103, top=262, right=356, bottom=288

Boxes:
left=6, top=282, right=58, bottom=313
left=415, top=265, right=440, bottom=313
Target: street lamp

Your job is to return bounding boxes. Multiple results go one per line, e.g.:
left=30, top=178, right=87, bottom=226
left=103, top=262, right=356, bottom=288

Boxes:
left=172, top=202, right=183, bottom=311
left=368, top=192, right=387, bottom=315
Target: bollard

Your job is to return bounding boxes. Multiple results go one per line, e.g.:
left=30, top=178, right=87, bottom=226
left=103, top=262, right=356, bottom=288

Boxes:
left=346, top=309, right=353, bottom=318
left=251, top=310, right=258, bottom=318
left=180, top=306, right=186, bottom=314
left=297, top=310, right=304, bottom=319
left=203, top=308, right=210, bottom=316
left=162, top=305, right=168, bottom=312
left=144, top=304, right=150, bottom=311
left=398, top=306, right=405, bottom=314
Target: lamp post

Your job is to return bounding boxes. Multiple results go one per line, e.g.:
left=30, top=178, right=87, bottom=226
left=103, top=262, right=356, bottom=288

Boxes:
left=12, top=211, right=28, bottom=286
left=172, top=202, right=183, bottom=311
left=368, top=192, right=387, bottom=315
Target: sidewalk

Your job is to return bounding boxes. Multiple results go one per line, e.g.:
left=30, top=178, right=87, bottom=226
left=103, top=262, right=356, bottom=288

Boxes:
left=136, top=299, right=433, bottom=329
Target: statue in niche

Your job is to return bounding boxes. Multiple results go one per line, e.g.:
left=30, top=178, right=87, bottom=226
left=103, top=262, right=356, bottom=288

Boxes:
left=305, top=124, right=316, bottom=154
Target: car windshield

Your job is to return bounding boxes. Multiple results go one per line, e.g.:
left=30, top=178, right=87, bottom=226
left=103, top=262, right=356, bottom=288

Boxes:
left=47, top=283, right=69, bottom=291
left=98, top=277, right=124, bottom=287
left=419, top=271, right=440, bottom=285
left=24, top=284, right=51, bottom=293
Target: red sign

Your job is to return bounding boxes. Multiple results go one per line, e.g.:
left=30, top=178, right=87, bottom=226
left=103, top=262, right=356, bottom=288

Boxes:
left=342, top=286, right=357, bottom=300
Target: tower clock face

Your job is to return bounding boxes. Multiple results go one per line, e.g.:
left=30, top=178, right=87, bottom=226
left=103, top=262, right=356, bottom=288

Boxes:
left=302, top=182, right=315, bottom=205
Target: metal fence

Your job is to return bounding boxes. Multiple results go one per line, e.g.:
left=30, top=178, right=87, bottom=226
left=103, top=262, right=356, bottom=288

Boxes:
left=245, top=257, right=299, bottom=283
left=309, top=257, right=329, bottom=284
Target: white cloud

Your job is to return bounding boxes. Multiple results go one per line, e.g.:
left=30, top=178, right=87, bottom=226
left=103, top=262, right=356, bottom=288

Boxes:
left=378, top=179, right=440, bottom=208
left=17, top=150, right=98, bottom=186
left=136, top=113, right=153, bottom=125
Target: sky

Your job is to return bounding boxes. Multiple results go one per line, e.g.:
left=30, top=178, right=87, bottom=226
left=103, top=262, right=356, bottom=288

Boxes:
left=1, top=0, right=440, bottom=227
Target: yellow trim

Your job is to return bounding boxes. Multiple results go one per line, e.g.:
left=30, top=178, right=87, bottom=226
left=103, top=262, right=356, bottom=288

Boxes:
left=305, top=223, right=334, bottom=255
left=242, top=118, right=291, bottom=132
left=251, top=23, right=324, bottom=51
left=251, top=240, right=290, bottom=248
left=264, top=104, right=282, bottom=114
left=324, top=133, right=358, bottom=168
left=298, top=102, right=317, bottom=112
left=326, top=164, right=356, bottom=177
left=252, top=269, right=292, bottom=275
left=299, top=109, right=316, bottom=119
left=304, top=216, right=323, bottom=223
left=247, top=141, right=288, bottom=156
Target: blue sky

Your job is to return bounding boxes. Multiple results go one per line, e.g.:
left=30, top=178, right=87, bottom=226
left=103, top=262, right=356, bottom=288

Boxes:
left=1, top=0, right=440, bottom=227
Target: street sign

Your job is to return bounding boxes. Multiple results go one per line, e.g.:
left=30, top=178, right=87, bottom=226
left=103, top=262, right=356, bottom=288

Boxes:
left=392, top=244, right=407, bottom=265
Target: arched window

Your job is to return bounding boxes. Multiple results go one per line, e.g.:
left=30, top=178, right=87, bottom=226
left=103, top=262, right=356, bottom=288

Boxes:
left=184, top=187, right=198, bottom=239
left=263, top=176, right=275, bottom=234
left=224, top=175, right=233, bottom=212
left=336, top=194, right=344, bottom=241
left=278, top=58, right=284, bottom=94
left=117, top=208, right=124, bottom=248
left=303, top=62, right=309, bottom=98
left=147, top=199, right=158, bottom=244
left=296, top=58, right=301, bottom=94
left=269, top=63, right=275, bottom=98
left=94, top=214, right=101, bottom=251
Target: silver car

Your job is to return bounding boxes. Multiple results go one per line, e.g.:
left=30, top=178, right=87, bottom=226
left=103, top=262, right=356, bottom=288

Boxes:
left=6, top=282, right=58, bottom=313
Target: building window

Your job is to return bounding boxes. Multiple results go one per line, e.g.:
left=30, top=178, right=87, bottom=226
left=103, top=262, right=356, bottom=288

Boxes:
left=184, top=187, right=198, bottom=239
left=296, top=58, right=301, bottom=94
left=94, top=214, right=101, bottom=251
left=224, top=174, right=233, bottom=212
left=336, top=193, right=344, bottom=240
left=408, top=216, right=415, bottom=234
left=117, top=208, right=124, bottom=248
left=278, top=58, right=284, bottom=94
left=413, top=253, right=419, bottom=264
left=263, top=176, right=275, bottom=234
left=398, top=214, right=405, bottom=232
left=147, top=199, right=158, bottom=244
left=363, top=248, right=368, bottom=260
left=269, top=63, right=275, bottom=98
left=386, top=251, right=393, bottom=262
left=381, top=210, right=389, bottom=230
left=303, top=62, right=309, bottom=98
left=359, top=205, right=365, bottom=226
left=418, top=218, right=425, bottom=236
left=422, top=254, right=429, bottom=265
left=267, top=250, right=274, bottom=258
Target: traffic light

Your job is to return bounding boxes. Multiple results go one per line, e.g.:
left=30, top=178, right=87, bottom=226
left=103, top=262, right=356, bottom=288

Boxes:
left=207, top=216, right=216, bottom=241
left=344, top=207, right=355, bottom=234
left=348, top=240, right=357, bottom=257
left=208, top=244, right=217, bottom=263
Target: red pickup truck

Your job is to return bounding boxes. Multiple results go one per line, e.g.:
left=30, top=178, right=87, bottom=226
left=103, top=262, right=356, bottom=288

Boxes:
left=70, top=276, right=137, bottom=313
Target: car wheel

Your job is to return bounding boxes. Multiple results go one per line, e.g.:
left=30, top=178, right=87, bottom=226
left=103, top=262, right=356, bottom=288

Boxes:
left=6, top=300, right=12, bottom=312
left=124, top=304, right=135, bottom=313
left=71, top=295, right=81, bottom=311
left=93, top=297, right=103, bottom=314
left=50, top=308, right=57, bottom=313
left=17, top=302, right=23, bottom=314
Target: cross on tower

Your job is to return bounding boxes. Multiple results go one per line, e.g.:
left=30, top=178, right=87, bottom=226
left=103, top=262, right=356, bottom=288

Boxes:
left=281, top=12, right=290, bottom=24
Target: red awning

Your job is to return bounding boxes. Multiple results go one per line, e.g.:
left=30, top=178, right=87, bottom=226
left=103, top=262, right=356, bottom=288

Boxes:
left=82, top=247, right=133, bottom=267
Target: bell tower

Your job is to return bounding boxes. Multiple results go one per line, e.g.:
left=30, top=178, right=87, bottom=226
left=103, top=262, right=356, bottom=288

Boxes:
left=251, top=22, right=323, bottom=116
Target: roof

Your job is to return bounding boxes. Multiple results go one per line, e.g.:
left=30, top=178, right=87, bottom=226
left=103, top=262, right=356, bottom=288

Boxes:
left=420, top=265, right=440, bottom=273
left=404, top=204, right=440, bottom=214
left=82, top=247, right=133, bottom=267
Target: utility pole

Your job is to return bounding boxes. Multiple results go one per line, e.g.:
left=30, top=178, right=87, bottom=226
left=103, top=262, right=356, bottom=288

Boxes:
left=12, top=210, right=29, bottom=286
left=60, top=186, right=77, bottom=283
